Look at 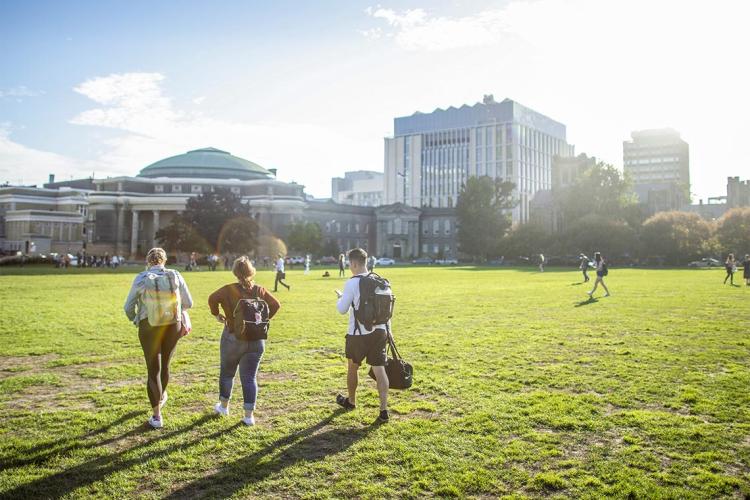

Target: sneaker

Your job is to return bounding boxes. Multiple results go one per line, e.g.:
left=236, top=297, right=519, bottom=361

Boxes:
left=604, top=293, right=610, bottom=297
left=586, top=291, right=593, bottom=296
left=242, top=415, right=256, bottom=426
left=148, top=415, right=163, bottom=429
left=159, top=391, right=168, bottom=409
left=378, top=410, right=389, bottom=422
left=336, top=394, right=356, bottom=410
left=214, top=402, right=229, bottom=417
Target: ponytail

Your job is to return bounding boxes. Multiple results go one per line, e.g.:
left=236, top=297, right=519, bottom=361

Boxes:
left=232, top=256, right=256, bottom=290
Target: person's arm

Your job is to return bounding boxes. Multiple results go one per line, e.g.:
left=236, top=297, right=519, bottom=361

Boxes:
left=208, top=286, right=226, bottom=322
left=336, top=279, right=356, bottom=314
left=123, top=274, right=142, bottom=323
left=259, top=287, right=281, bottom=319
left=175, top=272, right=193, bottom=309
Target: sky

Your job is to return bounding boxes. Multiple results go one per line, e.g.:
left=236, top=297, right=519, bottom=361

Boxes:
left=1, top=0, right=748, bottom=201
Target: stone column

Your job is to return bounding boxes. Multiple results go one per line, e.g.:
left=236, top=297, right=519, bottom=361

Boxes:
left=130, top=210, right=139, bottom=258
left=116, top=205, right=126, bottom=254
left=152, top=210, right=160, bottom=248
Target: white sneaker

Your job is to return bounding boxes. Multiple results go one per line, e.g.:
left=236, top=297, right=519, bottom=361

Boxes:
left=148, top=416, right=163, bottom=429
left=604, top=293, right=610, bottom=297
left=586, top=291, right=593, bottom=296
left=214, top=402, right=229, bottom=416
left=242, top=415, right=255, bottom=426
left=159, top=391, right=168, bottom=409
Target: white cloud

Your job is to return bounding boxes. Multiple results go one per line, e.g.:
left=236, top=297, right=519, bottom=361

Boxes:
left=0, top=124, right=81, bottom=185
left=0, top=86, right=44, bottom=99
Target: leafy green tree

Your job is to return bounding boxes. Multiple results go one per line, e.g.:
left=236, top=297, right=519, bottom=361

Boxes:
left=500, top=223, right=549, bottom=258
left=560, top=214, right=638, bottom=258
left=156, top=218, right=210, bottom=254
left=217, top=216, right=260, bottom=255
left=715, top=207, right=750, bottom=255
left=456, top=176, right=516, bottom=261
left=559, top=162, right=637, bottom=225
left=320, top=239, right=340, bottom=258
left=640, top=211, right=713, bottom=264
left=286, top=222, right=323, bottom=255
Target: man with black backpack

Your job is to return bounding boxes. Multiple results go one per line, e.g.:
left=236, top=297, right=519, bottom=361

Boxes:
left=335, top=248, right=392, bottom=422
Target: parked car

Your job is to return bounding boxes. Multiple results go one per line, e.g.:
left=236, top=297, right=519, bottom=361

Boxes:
left=434, top=258, right=458, bottom=265
left=376, top=257, right=396, bottom=266
left=412, top=257, right=433, bottom=265
left=688, top=257, right=721, bottom=268
left=318, top=256, right=338, bottom=265
left=290, top=256, right=305, bottom=265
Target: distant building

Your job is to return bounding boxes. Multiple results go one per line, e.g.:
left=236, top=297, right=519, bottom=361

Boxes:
left=727, top=176, right=750, bottom=208
left=685, top=176, right=750, bottom=220
left=623, top=128, right=690, bottom=214
left=331, top=170, right=383, bottom=207
left=530, top=153, right=597, bottom=233
left=384, top=95, right=574, bottom=223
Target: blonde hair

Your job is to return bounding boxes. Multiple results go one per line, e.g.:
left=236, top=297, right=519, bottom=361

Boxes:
left=233, top=256, right=256, bottom=290
left=146, top=248, right=167, bottom=266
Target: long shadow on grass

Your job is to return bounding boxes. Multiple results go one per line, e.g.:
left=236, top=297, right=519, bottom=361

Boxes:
left=165, top=408, right=381, bottom=499
left=0, top=410, right=141, bottom=472
left=2, top=413, right=228, bottom=499
left=574, top=297, right=599, bottom=307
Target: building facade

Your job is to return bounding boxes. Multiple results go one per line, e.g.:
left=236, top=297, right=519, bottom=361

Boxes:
left=331, top=170, right=384, bottom=207
left=384, top=95, right=574, bottom=223
left=623, top=128, right=690, bottom=214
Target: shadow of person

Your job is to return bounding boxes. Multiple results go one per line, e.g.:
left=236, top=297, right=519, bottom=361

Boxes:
left=165, top=408, right=381, bottom=499
left=569, top=282, right=584, bottom=286
left=3, top=413, right=223, bottom=499
left=0, top=410, right=142, bottom=472
left=574, top=297, right=598, bottom=307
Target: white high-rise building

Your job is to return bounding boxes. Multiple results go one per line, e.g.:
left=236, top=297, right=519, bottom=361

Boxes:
left=331, top=170, right=383, bottom=207
left=384, top=95, right=574, bottom=223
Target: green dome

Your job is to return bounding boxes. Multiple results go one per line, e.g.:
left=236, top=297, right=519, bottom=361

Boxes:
left=138, top=147, right=273, bottom=180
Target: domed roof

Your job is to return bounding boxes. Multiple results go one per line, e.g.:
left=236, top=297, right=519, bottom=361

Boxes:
left=138, top=147, right=273, bottom=180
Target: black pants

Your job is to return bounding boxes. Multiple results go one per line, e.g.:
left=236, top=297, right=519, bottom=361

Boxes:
left=724, top=268, right=734, bottom=284
left=138, top=320, right=181, bottom=408
left=582, top=268, right=589, bottom=282
left=274, top=271, right=289, bottom=291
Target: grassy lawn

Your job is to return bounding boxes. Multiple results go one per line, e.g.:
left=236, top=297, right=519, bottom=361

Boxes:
left=0, top=265, right=748, bottom=498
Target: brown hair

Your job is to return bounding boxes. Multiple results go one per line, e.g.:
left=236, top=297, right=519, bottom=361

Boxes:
left=347, top=248, right=368, bottom=266
left=233, top=256, right=256, bottom=290
left=146, top=247, right=167, bottom=266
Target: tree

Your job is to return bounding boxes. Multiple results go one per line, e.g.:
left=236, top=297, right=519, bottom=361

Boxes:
left=456, top=176, right=516, bottom=261
left=640, top=211, right=713, bottom=264
left=559, top=162, right=637, bottom=225
left=320, top=239, right=340, bottom=258
left=500, top=223, right=549, bottom=259
left=286, top=222, right=323, bottom=255
left=559, top=214, right=638, bottom=259
left=715, top=207, right=750, bottom=255
left=156, top=188, right=258, bottom=255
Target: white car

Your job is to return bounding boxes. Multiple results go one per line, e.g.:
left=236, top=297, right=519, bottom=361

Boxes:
left=376, top=257, right=396, bottom=266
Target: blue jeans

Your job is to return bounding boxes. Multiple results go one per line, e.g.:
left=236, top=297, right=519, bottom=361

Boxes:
left=219, top=328, right=265, bottom=411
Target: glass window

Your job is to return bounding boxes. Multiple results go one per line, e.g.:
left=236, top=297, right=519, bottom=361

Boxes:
left=172, top=185, right=182, bottom=193
left=191, top=185, right=202, bottom=193
left=154, top=185, right=164, bottom=193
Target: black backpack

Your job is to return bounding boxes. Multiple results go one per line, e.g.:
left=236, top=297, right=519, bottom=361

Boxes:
left=232, top=286, right=270, bottom=341
left=369, top=329, right=413, bottom=390
left=602, top=262, right=609, bottom=276
left=353, top=273, right=395, bottom=333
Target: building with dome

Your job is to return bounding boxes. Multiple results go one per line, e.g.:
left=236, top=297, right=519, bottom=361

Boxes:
left=1, top=147, right=459, bottom=261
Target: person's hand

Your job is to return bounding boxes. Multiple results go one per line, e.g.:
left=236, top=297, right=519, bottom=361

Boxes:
left=214, top=314, right=226, bottom=324
left=334, top=290, right=342, bottom=298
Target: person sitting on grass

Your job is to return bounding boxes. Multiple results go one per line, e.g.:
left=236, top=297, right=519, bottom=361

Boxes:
left=208, top=256, right=280, bottom=426
left=587, top=251, right=610, bottom=298
left=334, top=247, right=390, bottom=422
left=124, top=247, right=193, bottom=429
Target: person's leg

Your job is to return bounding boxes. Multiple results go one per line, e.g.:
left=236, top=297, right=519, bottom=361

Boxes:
left=218, top=330, right=243, bottom=410
left=347, top=359, right=359, bottom=405
left=370, top=365, right=389, bottom=411
left=138, top=322, right=164, bottom=417
left=279, top=276, right=290, bottom=290
left=601, top=279, right=610, bottom=295
left=238, top=340, right=265, bottom=419
left=273, top=272, right=280, bottom=292
left=724, top=270, right=730, bottom=284
left=589, top=277, right=600, bottom=295
left=158, top=323, right=181, bottom=399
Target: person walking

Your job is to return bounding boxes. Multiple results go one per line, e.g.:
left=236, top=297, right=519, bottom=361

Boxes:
left=304, top=254, right=311, bottom=275
left=124, top=248, right=193, bottom=429
left=579, top=253, right=590, bottom=282
left=338, top=253, right=346, bottom=278
left=367, top=254, right=377, bottom=273
left=273, top=253, right=290, bottom=292
left=743, top=254, right=750, bottom=286
left=724, top=253, right=736, bottom=285
left=334, top=248, right=390, bottom=422
left=208, top=256, right=280, bottom=426
left=538, top=253, right=545, bottom=272
left=587, top=251, right=610, bottom=298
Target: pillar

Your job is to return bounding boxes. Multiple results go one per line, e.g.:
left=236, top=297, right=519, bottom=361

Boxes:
left=116, top=205, right=126, bottom=255
left=152, top=210, right=160, bottom=248
left=130, top=210, right=139, bottom=258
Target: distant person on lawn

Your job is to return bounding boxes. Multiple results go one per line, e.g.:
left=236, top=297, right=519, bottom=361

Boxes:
left=579, top=253, right=590, bottom=282
left=743, top=254, right=750, bottom=286
left=538, top=253, right=545, bottom=272
left=209, top=256, right=280, bottom=426
left=124, top=247, right=193, bottom=429
left=587, top=251, right=610, bottom=298
left=724, top=253, right=736, bottom=285
left=334, top=247, right=390, bottom=422
left=338, top=253, right=346, bottom=278
left=273, top=253, right=290, bottom=292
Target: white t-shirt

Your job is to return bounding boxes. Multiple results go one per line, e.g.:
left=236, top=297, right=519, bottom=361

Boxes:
left=276, top=258, right=285, bottom=272
left=336, top=272, right=388, bottom=336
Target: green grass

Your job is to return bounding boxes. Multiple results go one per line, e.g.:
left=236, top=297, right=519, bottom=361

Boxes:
left=0, top=266, right=748, bottom=498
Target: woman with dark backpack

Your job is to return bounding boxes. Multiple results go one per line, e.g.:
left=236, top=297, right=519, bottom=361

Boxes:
left=124, top=247, right=193, bottom=429
left=586, top=251, right=610, bottom=298
left=208, top=256, right=280, bottom=425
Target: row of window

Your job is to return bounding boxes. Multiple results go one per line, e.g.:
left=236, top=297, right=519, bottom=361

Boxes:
left=153, top=185, right=243, bottom=195
left=324, top=221, right=369, bottom=234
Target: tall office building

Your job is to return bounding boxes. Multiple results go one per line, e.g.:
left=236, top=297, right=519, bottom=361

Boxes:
left=384, top=95, right=574, bottom=223
left=331, top=170, right=384, bottom=207
left=623, top=128, right=690, bottom=214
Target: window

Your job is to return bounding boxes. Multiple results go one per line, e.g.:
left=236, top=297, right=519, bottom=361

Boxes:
left=230, top=186, right=241, bottom=194
left=444, top=220, right=451, bottom=234
left=191, top=185, right=202, bottom=193
left=336, top=222, right=341, bottom=233
left=355, top=223, right=360, bottom=233
left=172, top=185, right=182, bottom=193
left=154, top=185, right=164, bottom=193
left=433, top=219, right=439, bottom=234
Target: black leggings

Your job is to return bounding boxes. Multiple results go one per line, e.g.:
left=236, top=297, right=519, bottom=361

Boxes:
left=138, top=320, right=181, bottom=408
left=724, top=268, right=734, bottom=284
